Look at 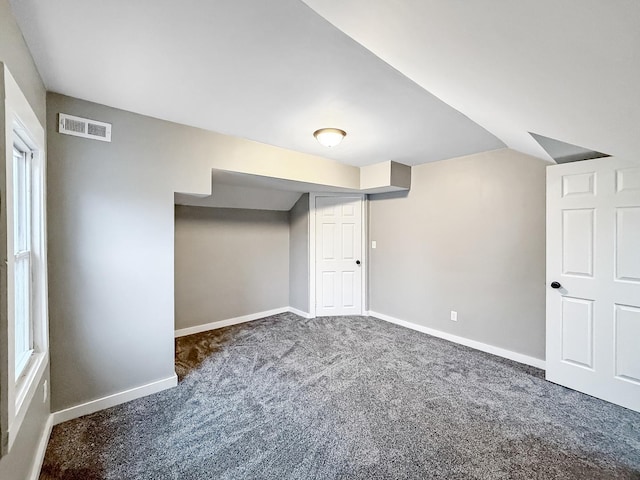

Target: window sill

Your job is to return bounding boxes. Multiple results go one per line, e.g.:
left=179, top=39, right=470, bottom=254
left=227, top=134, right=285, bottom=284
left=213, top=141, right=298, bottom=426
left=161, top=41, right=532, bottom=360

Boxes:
left=9, top=352, right=48, bottom=450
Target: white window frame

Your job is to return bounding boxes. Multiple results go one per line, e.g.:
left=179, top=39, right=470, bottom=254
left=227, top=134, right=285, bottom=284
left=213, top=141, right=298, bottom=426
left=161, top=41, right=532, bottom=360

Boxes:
left=12, top=140, right=34, bottom=380
left=2, top=66, right=49, bottom=451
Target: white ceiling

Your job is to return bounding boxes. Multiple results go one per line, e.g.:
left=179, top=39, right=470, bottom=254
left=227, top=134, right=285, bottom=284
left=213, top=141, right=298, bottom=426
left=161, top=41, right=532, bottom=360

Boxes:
left=175, top=184, right=303, bottom=211
left=174, top=170, right=361, bottom=211
left=301, top=0, right=640, bottom=162
left=530, top=133, right=608, bottom=164
left=10, top=0, right=505, bottom=167
left=11, top=1, right=639, bottom=168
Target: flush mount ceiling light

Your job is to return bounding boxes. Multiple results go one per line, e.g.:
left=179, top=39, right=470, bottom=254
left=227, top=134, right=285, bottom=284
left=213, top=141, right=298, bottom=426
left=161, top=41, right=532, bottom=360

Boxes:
left=313, top=128, right=346, bottom=148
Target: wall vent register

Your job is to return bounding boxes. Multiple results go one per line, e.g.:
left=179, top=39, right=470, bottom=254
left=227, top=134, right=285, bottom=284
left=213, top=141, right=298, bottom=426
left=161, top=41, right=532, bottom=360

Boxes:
left=59, top=113, right=111, bottom=142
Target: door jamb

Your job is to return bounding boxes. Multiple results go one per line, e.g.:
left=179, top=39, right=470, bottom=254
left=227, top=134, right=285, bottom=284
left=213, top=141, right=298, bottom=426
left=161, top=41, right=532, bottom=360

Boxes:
left=309, top=193, right=367, bottom=318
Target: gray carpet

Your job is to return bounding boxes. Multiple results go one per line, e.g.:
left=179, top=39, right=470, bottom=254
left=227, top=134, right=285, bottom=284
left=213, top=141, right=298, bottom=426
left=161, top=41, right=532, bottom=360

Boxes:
left=41, top=314, right=640, bottom=479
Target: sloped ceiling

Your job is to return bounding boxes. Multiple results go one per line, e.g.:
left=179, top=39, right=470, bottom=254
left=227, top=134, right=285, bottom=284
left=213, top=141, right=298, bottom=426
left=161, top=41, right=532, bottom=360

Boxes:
left=301, top=0, right=640, bottom=162
left=530, top=133, right=609, bottom=164
left=9, top=0, right=503, bottom=167
left=11, top=1, right=639, bottom=167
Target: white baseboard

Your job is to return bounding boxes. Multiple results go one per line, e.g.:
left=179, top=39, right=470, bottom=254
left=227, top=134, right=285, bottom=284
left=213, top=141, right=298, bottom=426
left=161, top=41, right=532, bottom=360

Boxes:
left=29, top=414, right=53, bottom=480
left=52, top=374, right=178, bottom=426
left=288, top=306, right=314, bottom=319
left=368, top=310, right=546, bottom=370
left=174, top=307, right=290, bottom=337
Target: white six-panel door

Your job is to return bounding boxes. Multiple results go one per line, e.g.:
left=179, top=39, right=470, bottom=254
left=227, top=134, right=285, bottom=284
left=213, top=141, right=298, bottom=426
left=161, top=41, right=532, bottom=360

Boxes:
left=315, top=196, right=363, bottom=316
left=547, top=156, right=640, bottom=412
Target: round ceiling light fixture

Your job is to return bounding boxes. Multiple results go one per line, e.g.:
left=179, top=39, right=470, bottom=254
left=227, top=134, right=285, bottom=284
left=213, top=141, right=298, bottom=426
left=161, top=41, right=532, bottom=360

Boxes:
left=313, top=128, right=346, bottom=148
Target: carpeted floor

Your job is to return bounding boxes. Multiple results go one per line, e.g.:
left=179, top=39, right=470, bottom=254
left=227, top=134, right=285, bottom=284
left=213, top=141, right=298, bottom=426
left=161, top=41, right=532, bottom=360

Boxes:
left=40, top=313, right=640, bottom=479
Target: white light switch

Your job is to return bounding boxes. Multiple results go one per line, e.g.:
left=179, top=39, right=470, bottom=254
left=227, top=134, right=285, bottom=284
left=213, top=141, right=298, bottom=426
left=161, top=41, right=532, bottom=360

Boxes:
left=450, top=311, right=458, bottom=321
left=372, top=241, right=377, bottom=249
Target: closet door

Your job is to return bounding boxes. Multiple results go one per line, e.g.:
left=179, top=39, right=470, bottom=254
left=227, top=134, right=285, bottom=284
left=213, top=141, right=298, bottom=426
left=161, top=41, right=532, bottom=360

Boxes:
left=546, top=156, right=640, bottom=412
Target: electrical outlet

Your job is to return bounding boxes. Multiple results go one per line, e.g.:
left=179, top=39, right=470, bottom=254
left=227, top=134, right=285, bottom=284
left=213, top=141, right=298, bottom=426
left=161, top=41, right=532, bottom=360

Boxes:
left=43, top=380, right=48, bottom=403
left=450, top=310, right=458, bottom=321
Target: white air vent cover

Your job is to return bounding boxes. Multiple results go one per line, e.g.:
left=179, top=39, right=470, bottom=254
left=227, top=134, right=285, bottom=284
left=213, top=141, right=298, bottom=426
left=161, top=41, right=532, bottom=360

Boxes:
left=58, top=113, right=111, bottom=142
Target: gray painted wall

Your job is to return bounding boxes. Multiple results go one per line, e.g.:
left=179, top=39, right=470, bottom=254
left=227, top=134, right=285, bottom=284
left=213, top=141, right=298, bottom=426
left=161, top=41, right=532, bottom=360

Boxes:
left=288, top=194, right=309, bottom=313
left=47, top=95, right=190, bottom=412
left=46, top=92, right=352, bottom=412
left=0, top=1, right=45, bottom=124
left=174, top=206, right=289, bottom=330
left=0, top=1, right=50, bottom=478
left=369, top=148, right=547, bottom=360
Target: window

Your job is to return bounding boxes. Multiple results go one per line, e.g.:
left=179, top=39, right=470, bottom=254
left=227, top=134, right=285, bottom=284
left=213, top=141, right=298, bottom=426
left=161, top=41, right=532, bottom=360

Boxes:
left=12, top=140, right=33, bottom=379
left=6, top=122, right=48, bottom=450
left=2, top=65, right=49, bottom=453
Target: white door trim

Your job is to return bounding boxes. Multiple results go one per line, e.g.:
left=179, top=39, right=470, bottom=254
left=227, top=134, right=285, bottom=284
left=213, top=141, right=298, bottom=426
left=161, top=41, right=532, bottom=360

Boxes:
left=309, top=193, right=367, bottom=318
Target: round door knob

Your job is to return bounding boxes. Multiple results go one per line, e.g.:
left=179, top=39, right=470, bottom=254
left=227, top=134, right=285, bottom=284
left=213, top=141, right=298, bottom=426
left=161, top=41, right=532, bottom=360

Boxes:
left=550, top=281, right=562, bottom=289
left=356, top=260, right=361, bottom=265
